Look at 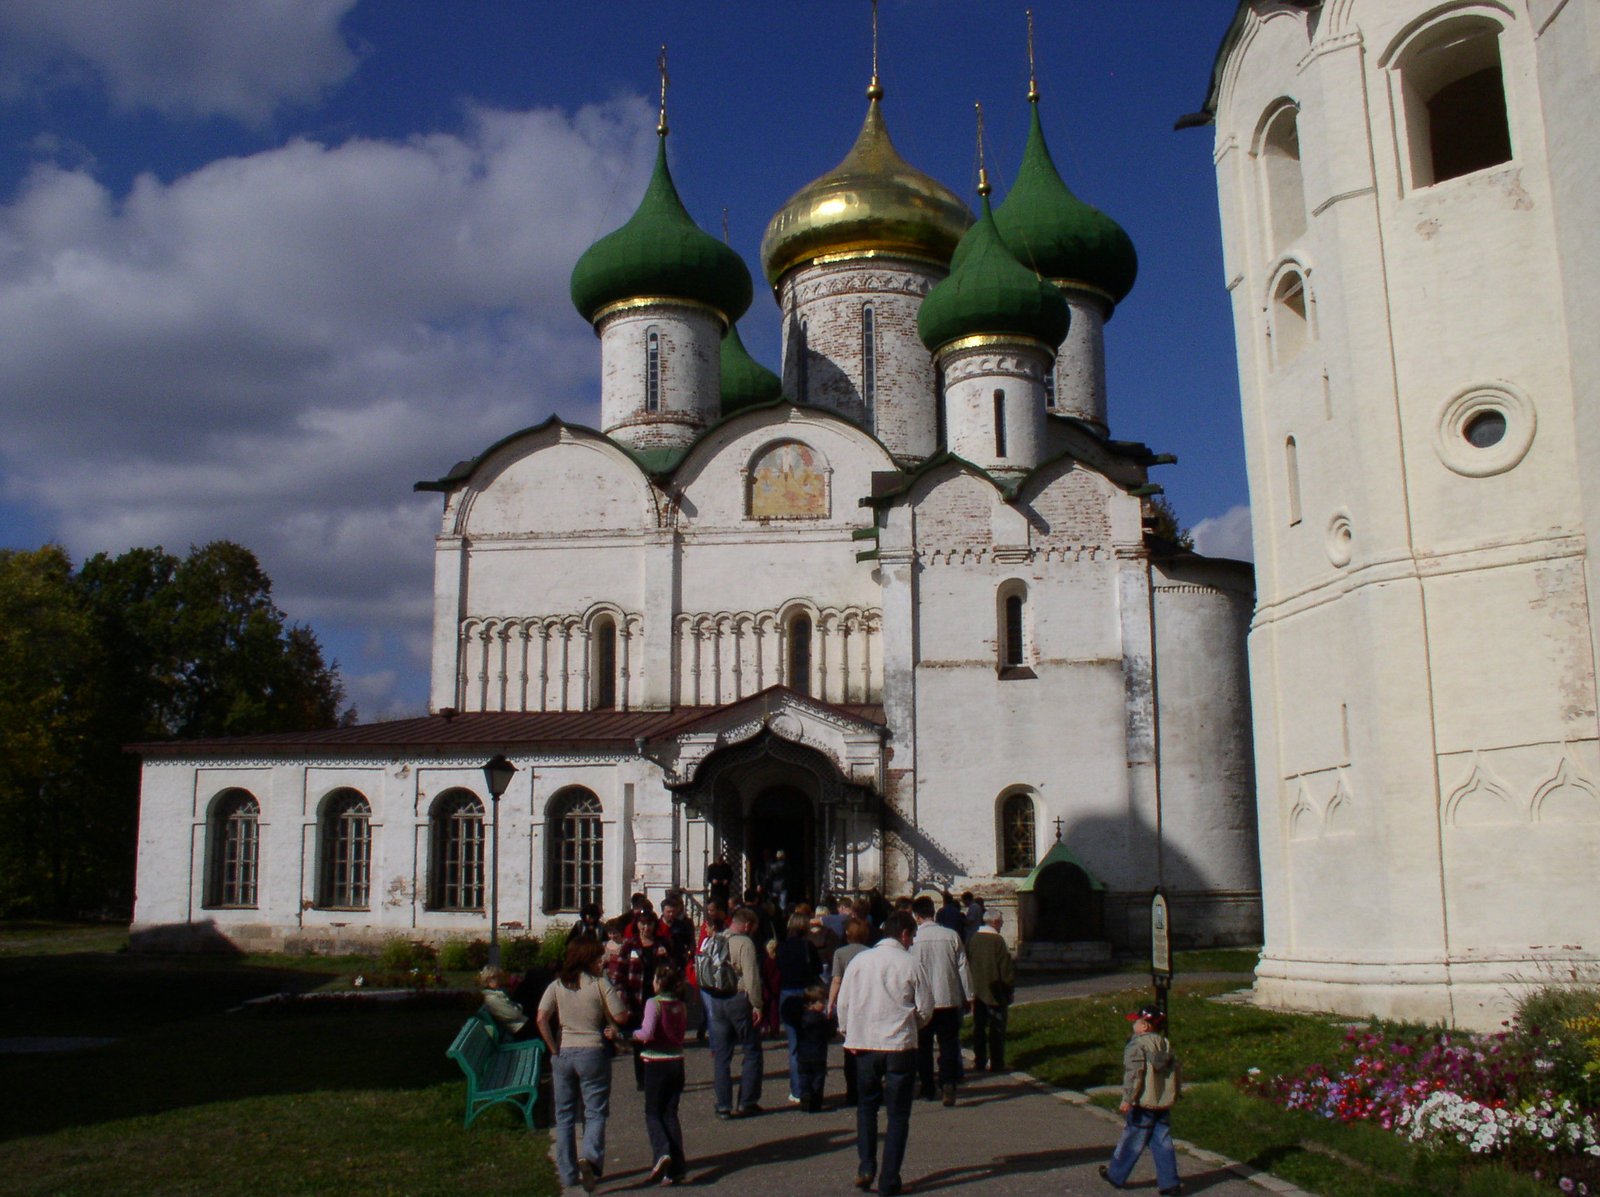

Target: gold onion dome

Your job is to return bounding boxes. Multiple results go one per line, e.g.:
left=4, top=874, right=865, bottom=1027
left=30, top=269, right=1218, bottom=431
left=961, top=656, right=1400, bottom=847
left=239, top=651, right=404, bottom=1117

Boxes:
left=570, top=136, right=753, bottom=326
left=760, top=90, right=974, bottom=288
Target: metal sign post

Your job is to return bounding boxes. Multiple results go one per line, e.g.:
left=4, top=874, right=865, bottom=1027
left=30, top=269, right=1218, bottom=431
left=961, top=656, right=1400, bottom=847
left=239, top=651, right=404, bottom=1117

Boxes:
left=1150, top=887, right=1172, bottom=1026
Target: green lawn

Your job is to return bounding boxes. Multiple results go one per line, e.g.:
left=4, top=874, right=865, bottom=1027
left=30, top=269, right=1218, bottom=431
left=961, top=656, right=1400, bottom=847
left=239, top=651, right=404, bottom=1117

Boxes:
left=0, top=927, right=557, bottom=1196
left=1009, top=979, right=1548, bottom=1197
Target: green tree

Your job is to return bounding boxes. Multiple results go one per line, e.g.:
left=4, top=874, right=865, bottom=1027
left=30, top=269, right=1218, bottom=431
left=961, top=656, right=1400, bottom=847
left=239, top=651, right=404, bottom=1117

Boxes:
left=1146, top=495, right=1195, bottom=551
left=0, top=547, right=105, bottom=915
left=0, top=541, right=352, bottom=917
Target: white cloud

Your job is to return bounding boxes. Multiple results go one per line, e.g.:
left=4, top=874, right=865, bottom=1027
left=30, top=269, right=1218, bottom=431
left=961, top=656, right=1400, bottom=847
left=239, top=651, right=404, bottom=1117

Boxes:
left=0, top=0, right=361, bottom=122
left=0, top=96, right=660, bottom=716
left=1191, top=503, right=1254, bottom=562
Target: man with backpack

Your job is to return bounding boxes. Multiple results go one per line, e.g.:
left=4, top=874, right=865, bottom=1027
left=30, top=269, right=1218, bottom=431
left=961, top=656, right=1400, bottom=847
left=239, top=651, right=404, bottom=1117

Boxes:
left=697, top=905, right=764, bottom=1118
left=1099, top=1004, right=1183, bottom=1194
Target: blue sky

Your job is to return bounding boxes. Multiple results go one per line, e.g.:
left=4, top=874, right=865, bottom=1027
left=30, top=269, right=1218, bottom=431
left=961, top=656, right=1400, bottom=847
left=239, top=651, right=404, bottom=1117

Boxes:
left=0, top=1, right=1251, bottom=719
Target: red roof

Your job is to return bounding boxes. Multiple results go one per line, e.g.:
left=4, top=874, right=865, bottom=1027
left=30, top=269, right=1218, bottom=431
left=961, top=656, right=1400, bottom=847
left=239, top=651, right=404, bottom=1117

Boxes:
left=132, top=691, right=886, bottom=759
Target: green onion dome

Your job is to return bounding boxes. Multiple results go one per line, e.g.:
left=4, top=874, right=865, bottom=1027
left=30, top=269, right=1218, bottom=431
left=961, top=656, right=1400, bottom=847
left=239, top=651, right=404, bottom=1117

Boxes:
left=992, top=103, right=1137, bottom=308
left=571, top=135, right=753, bottom=325
left=720, top=322, right=783, bottom=414
left=917, top=195, right=1070, bottom=354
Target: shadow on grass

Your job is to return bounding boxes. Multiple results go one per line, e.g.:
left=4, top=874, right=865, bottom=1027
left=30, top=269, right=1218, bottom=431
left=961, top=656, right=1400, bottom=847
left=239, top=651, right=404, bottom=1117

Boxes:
left=0, top=949, right=481, bottom=1142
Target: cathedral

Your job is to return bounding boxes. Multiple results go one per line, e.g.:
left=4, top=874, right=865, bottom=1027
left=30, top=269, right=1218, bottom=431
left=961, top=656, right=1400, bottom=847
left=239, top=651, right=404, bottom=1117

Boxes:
left=131, top=52, right=1261, bottom=958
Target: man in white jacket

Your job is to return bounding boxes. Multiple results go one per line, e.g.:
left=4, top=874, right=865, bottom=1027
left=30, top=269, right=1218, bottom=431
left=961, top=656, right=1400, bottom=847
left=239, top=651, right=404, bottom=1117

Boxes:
left=836, top=911, right=933, bottom=1196
left=910, top=893, right=974, bottom=1106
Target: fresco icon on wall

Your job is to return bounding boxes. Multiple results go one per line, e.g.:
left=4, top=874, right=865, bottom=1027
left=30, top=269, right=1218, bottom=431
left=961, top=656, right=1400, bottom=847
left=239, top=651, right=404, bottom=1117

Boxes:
left=750, top=441, right=829, bottom=519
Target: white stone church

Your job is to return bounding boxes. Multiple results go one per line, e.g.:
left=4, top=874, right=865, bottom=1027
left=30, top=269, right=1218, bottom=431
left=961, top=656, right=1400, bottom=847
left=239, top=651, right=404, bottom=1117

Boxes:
left=131, top=63, right=1262, bottom=957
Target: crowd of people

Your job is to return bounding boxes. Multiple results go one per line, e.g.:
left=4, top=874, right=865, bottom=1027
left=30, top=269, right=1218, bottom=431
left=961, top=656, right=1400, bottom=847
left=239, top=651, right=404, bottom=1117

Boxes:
left=477, top=873, right=1181, bottom=1196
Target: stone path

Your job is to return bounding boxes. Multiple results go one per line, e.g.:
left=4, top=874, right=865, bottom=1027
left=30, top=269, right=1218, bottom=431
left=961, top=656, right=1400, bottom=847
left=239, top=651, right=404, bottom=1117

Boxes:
left=562, top=1032, right=1310, bottom=1196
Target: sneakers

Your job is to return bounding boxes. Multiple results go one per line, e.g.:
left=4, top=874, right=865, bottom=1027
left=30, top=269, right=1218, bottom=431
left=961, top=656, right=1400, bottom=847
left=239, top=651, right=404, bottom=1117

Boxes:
left=787, top=1093, right=802, bottom=1105
left=853, top=1174, right=874, bottom=1191
left=1097, top=1164, right=1121, bottom=1190
left=577, top=1157, right=598, bottom=1193
left=649, top=1156, right=671, bottom=1184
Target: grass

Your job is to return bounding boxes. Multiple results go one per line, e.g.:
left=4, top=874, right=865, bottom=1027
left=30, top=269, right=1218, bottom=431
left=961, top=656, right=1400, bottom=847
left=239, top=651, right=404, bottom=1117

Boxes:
left=0, top=924, right=558, bottom=1196
left=1009, top=978, right=1551, bottom=1197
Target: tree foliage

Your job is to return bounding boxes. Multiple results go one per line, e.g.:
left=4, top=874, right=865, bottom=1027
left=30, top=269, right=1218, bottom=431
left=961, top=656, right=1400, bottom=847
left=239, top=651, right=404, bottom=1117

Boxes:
left=0, top=542, right=352, bottom=918
left=1146, top=495, right=1195, bottom=551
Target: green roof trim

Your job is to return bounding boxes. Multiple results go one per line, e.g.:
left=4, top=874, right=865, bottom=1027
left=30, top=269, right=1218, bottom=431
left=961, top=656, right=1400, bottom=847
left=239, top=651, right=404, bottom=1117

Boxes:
left=917, top=195, right=1070, bottom=353
left=1015, top=838, right=1106, bottom=894
left=993, top=104, right=1138, bottom=307
left=570, top=136, right=753, bottom=325
left=719, top=322, right=783, bottom=415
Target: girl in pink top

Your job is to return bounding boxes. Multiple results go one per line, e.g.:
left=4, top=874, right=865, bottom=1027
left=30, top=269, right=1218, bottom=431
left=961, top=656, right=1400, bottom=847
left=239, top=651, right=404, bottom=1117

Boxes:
left=633, top=965, right=689, bottom=1184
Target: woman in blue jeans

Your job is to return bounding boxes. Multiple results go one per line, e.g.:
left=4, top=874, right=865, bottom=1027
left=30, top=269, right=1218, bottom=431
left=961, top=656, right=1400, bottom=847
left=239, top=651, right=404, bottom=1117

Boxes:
left=537, top=938, right=631, bottom=1192
left=774, top=911, right=823, bottom=1102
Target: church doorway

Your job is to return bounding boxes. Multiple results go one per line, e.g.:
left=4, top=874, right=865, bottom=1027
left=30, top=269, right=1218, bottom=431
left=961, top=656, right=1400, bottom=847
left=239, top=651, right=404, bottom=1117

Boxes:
left=745, top=784, right=813, bottom=906
left=1032, top=861, right=1102, bottom=941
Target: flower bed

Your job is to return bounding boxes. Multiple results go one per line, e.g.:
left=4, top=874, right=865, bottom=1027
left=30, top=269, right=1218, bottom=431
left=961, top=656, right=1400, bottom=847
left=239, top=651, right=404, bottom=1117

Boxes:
left=1242, top=993, right=1600, bottom=1193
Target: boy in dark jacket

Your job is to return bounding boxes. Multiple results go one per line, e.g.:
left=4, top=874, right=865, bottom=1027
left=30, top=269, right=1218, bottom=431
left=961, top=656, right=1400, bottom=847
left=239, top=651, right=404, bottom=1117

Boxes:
left=782, top=984, right=832, bottom=1112
left=1099, top=1004, right=1182, bottom=1195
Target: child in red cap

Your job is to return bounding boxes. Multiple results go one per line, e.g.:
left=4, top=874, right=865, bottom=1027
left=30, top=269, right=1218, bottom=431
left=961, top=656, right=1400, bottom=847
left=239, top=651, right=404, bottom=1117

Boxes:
left=1098, top=1004, right=1182, bottom=1195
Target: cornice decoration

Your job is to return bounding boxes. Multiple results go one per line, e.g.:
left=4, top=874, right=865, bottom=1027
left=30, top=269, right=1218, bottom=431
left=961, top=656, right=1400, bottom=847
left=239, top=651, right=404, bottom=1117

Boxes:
left=786, top=269, right=935, bottom=306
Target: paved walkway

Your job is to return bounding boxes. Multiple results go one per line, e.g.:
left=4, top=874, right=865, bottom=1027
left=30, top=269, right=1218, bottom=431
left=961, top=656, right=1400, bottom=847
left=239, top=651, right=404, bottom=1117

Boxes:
left=561, top=1020, right=1308, bottom=1196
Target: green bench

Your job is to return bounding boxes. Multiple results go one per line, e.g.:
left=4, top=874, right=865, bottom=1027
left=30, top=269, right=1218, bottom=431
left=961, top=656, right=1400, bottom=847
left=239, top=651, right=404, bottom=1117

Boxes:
left=446, top=1009, right=546, bottom=1130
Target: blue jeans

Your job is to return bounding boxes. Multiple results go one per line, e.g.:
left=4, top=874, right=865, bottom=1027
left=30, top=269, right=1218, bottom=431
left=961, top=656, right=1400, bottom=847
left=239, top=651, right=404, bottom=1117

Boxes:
left=780, top=986, right=806, bottom=1097
left=1106, top=1106, right=1180, bottom=1191
left=705, top=990, right=762, bottom=1112
left=854, top=1048, right=916, bottom=1189
left=551, top=1046, right=611, bottom=1187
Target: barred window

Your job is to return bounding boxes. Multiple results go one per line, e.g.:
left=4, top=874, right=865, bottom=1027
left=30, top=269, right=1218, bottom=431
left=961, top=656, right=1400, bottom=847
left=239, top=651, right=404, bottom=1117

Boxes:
left=861, top=304, right=876, bottom=410
left=1001, top=792, right=1037, bottom=874
left=645, top=328, right=661, bottom=412
left=206, top=789, right=260, bottom=908
left=548, top=788, right=604, bottom=912
left=318, top=789, right=371, bottom=909
left=430, top=790, right=485, bottom=911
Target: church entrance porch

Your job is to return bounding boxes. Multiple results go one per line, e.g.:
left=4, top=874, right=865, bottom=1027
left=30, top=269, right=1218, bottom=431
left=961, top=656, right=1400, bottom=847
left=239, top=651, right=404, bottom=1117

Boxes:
left=655, top=688, right=888, bottom=910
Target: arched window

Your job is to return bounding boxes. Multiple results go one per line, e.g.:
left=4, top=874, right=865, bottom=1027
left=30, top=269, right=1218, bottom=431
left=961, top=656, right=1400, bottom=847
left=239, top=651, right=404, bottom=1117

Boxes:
left=1285, top=436, right=1302, bottom=526
left=787, top=612, right=813, bottom=696
left=861, top=304, right=877, bottom=410
left=317, top=789, right=371, bottom=909
left=934, top=364, right=948, bottom=449
left=645, top=328, right=661, bottom=413
left=1000, top=792, right=1037, bottom=874
left=1258, top=101, right=1307, bottom=256
left=591, top=615, right=617, bottom=710
left=997, top=581, right=1030, bottom=674
left=993, top=389, right=1008, bottom=458
left=1270, top=269, right=1310, bottom=368
left=429, top=790, right=484, bottom=911
left=548, top=788, right=604, bottom=913
left=206, top=789, right=260, bottom=908
left=1392, top=16, right=1512, bottom=188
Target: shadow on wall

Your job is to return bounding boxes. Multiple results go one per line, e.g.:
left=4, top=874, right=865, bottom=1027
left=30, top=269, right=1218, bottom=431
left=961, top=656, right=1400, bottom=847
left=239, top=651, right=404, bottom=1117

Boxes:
left=888, top=804, right=1261, bottom=951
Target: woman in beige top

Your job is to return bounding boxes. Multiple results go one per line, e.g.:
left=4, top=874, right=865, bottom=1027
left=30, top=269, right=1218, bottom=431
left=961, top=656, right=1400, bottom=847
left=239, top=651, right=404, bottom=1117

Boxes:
left=537, top=938, right=630, bottom=1192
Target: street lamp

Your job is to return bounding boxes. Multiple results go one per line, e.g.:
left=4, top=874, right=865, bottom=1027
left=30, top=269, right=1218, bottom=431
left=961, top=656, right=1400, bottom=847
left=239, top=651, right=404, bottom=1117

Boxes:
left=482, top=754, right=518, bottom=969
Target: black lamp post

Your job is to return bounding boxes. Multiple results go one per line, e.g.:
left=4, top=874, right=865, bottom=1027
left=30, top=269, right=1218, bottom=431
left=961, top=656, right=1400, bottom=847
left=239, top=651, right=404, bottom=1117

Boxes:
left=482, top=754, right=518, bottom=969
